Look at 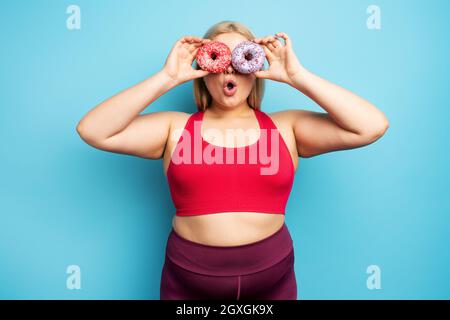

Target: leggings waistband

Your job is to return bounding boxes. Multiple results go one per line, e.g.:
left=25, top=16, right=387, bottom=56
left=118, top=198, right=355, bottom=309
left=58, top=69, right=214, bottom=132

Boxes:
left=165, top=223, right=294, bottom=276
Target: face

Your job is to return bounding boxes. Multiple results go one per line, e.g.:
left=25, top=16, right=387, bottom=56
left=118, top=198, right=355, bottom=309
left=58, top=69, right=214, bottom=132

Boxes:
left=203, top=32, right=256, bottom=110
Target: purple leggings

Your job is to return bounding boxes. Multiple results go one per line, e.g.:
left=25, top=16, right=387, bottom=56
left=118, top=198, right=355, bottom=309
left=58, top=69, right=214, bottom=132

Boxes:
left=160, top=223, right=297, bottom=300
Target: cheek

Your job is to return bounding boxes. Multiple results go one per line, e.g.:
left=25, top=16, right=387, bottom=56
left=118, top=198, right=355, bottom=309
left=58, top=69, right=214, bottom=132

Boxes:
left=239, top=76, right=256, bottom=93
left=204, top=76, right=220, bottom=94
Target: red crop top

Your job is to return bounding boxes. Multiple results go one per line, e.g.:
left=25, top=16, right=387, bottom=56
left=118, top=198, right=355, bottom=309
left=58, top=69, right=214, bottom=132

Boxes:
left=166, top=108, right=295, bottom=216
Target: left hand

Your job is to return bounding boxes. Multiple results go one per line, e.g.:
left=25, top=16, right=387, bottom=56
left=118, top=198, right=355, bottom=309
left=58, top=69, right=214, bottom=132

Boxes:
left=252, top=32, right=304, bottom=86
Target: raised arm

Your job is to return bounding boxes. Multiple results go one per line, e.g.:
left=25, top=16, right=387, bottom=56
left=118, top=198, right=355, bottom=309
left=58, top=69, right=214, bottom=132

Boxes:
left=287, top=66, right=389, bottom=158
left=253, top=32, right=389, bottom=158
left=76, top=36, right=210, bottom=159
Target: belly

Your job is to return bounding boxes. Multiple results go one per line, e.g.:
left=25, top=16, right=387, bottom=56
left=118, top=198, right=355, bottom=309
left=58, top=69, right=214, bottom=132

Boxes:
left=172, top=212, right=285, bottom=247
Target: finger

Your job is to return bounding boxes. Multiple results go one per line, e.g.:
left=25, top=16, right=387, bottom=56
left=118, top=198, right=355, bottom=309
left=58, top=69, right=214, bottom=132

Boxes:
left=180, top=36, right=204, bottom=44
left=275, top=32, right=292, bottom=48
left=188, top=42, right=204, bottom=54
left=272, top=38, right=283, bottom=48
left=252, top=37, right=267, bottom=44
left=260, top=44, right=275, bottom=61
left=273, top=35, right=285, bottom=47
left=254, top=69, right=271, bottom=79
left=184, top=44, right=201, bottom=57
left=252, top=38, right=275, bottom=58
left=190, top=37, right=205, bottom=43
left=181, top=42, right=191, bottom=51
left=261, top=35, right=276, bottom=44
left=174, top=38, right=184, bottom=49
left=267, top=42, right=277, bottom=51
left=193, top=69, right=210, bottom=79
left=184, top=36, right=200, bottom=43
left=190, top=46, right=205, bottom=62
left=254, top=36, right=267, bottom=44
left=179, top=36, right=193, bottom=44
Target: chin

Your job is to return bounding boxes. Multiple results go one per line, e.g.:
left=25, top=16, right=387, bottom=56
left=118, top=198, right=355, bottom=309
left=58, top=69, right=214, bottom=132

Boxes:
left=222, top=99, right=245, bottom=108
left=223, top=94, right=247, bottom=103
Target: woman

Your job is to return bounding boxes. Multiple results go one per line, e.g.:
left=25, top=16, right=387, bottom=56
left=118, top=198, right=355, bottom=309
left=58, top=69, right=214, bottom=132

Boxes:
left=76, top=21, right=389, bottom=300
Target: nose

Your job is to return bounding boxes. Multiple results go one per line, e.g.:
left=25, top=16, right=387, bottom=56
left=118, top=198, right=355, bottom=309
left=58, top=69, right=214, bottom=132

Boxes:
left=223, top=64, right=235, bottom=74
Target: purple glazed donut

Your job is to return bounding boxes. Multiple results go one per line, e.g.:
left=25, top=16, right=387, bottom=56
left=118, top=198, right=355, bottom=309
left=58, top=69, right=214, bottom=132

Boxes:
left=231, top=41, right=266, bottom=74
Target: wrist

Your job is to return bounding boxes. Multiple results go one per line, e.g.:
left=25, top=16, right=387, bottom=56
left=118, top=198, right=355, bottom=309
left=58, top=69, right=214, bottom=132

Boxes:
left=288, top=66, right=310, bottom=90
left=158, top=69, right=181, bottom=89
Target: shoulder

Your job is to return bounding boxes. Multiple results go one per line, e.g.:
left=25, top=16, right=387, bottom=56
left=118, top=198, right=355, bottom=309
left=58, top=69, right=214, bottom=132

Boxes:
left=265, top=109, right=307, bottom=130
left=139, top=110, right=199, bottom=135
left=162, top=111, right=199, bottom=161
left=166, top=110, right=192, bottom=122
left=169, top=110, right=199, bottom=130
left=139, top=110, right=189, bottom=123
left=267, top=109, right=309, bottom=125
left=140, top=110, right=196, bottom=126
left=267, top=109, right=324, bottom=130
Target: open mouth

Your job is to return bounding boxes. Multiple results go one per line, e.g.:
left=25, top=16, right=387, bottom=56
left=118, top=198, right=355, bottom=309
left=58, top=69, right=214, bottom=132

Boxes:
left=223, top=79, right=237, bottom=96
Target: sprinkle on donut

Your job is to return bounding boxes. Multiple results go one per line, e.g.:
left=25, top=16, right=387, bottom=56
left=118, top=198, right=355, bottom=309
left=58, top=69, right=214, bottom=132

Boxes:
left=196, top=41, right=231, bottom=73
left=231, top=41, right=266, bottom=74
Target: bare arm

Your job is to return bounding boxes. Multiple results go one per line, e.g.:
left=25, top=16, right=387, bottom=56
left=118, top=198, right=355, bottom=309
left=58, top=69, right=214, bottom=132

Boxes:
left=253, top=32, right=389, bottom=158
left=76, top=71, right=178, bottom=158
left=76, top=36, right=210, bottom=159
left=288, top=67, right=389, bottom=158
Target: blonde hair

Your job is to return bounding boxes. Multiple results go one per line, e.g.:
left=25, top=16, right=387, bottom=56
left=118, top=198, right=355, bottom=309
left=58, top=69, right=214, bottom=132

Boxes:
left=193, top=21, right=265, bottom=112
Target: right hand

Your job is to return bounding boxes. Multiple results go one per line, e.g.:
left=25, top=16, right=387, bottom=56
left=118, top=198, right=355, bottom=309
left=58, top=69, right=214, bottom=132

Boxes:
left=162, top=36, right=211, bottom=85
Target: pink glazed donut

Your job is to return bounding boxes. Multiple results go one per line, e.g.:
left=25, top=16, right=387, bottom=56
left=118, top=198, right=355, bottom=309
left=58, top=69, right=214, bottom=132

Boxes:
left=196, top=41, right=231, bottom=73
left=231, top=41, right=266, bottom=74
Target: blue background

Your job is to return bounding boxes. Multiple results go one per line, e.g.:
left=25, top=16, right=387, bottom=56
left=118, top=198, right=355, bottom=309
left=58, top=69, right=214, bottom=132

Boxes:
left=1, top=0, right=449, bottom=299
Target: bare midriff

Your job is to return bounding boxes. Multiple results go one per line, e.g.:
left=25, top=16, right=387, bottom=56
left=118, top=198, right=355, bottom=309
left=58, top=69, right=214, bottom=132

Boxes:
left=172, top=212, right=285, bottom=247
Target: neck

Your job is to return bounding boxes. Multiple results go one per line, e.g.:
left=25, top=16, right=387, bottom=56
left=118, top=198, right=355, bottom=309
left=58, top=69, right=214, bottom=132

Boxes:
left=207, top=100, right=253, bottom=118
